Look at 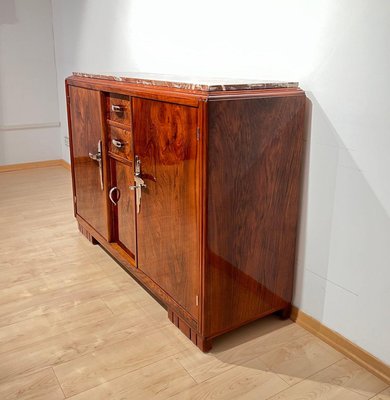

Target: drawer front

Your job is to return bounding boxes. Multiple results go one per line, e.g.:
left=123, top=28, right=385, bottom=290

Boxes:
left=107, top=93, right=131, bottom=125
left=108, top=126, right=133, bottom=162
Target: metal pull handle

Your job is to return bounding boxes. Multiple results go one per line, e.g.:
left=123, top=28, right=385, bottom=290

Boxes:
left=111, top=139, right=123, bottom=149
left=88, top=152, right=101, bottom=161
left=109, top=186, right=119, bottom=206
left=111, top=105, right=124, bottom=112
left=88, top=140, right=104, bottom=190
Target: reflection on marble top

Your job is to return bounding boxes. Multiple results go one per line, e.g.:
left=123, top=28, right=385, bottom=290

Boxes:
left=72, top=72, right=298, bottom=92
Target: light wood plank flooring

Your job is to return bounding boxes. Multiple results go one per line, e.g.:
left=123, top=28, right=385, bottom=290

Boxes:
left=0, top=166, right=388, bottom=399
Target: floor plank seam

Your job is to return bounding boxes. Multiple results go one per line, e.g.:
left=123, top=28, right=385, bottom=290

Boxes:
left=2, top=166, right=388, bottom=400
left=174, top=354, right=200, bottom=386
left=367, top=386, right=390, bottom=400
left=54, top=349, right=188, bottom=398
left=194, top=328, right=310, bottom=387
left=52, top=366, right=67, bottom=399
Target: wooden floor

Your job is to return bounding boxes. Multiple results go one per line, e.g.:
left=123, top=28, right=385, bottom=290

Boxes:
left=0, top=166, right=388, bottom=400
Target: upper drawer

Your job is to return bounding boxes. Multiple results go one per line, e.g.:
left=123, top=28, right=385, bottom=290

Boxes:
left=106, top=93, right=131, bottom=125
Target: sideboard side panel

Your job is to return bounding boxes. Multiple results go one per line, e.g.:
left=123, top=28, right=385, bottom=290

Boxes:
left=205, top=94, right=306, bottom=337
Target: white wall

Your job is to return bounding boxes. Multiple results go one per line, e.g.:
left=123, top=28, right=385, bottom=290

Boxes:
left=51, top=0, right=390, bottom=363
left=0, top=0, right=61, bottom=165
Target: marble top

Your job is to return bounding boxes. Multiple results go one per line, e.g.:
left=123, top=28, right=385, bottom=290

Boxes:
left=72, top=72, right=298, bottom=92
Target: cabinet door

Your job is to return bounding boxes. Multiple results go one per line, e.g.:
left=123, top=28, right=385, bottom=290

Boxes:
left=132, top=98, right=199, bottom=319
left=109, top=159, right=136, bottom=259
left=68, top=86, right=109, bottom=240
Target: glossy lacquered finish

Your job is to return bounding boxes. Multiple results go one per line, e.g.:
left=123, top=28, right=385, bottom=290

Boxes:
left=132, top=98, right=199, bottom=320
left=107, top=125, right=133, bottom=163
left=66, top=74, right=306, bottom=352
left=106, top=93, right=131, bottom=125
left=205, top=96, right=306, bottom=338
left=109, top=160, right=136, bottom=258
left=68, top=86, right=109, bottom=241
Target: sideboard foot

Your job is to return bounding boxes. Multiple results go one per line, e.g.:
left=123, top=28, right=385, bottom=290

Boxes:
left=78, top=222, right=98, bottom=245
left=277, top=304, right=292, bottom=320
left=168, top=308, right=212, bottom=352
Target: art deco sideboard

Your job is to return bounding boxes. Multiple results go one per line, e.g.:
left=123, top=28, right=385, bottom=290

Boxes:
left=66, top=72, right=306, bottom=351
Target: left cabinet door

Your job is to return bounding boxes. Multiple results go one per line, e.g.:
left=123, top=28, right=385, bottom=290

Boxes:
left=68, top=85, right=110, bottom=241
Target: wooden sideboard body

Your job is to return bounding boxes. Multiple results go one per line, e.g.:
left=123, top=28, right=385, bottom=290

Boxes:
left=66, top=73, right=306, bottom=351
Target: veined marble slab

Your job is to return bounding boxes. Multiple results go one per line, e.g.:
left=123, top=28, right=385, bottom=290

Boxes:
left=72, top=72, right=298, bottom=92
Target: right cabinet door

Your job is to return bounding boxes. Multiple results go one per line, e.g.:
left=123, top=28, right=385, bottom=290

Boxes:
left=132, top=98, right=199, bottom=319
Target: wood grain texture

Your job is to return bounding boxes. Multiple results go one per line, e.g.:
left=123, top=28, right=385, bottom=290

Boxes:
left=78, top=222, right=97, bottom=244
left=66, top=76, right=309, bottom=351
left=168, top=308, right=211, bottom=352
left=309, top=358, right=388, bottom=398
left=291, top=306, right=390, bottom=385
left=168, top=357, right=290, bottom=400
left=107, top=125, right=133, bottom=163
left=53, top=324, right=191, bottom=397
left=76, top=216, right=198, bottom=331
left=106, top=93, right=131, bottom=125
left=109, top=159, right=136, bottom=258
left=68, top=85, right=109, bottom=240
left=67, top=75, right=203, bottom=106
left=1, top=166, right=387, bottom=400
left=371, top=388, right=390, bottom=400
left=0, top=368, right=65, bottom=400
left=258, top=333, right=344, bottom=385
left=267, top=379, right=368, bottom=400
left=58, top=358, right=196, bottom=400
left=204, top=95, right=306, bottom=337
left=132, top=97, right=200, bottom=320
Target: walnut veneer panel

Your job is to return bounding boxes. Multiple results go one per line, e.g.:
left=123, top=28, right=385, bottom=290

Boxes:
left=106, top=93, right=131, bottom=125
left=132, top=97, right=199, bottom=320
left=204, top=95, right=306, bottom=337
left=68, top=86, right=109, bottom=240
left=107, top=126, right=133, bottom=163
left=66, top=74, right=307, bottom=351
left=110, top=160, right=136, bottom=258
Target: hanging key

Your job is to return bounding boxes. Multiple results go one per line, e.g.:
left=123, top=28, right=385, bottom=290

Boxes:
left=130, top=176, right=146, bottom=214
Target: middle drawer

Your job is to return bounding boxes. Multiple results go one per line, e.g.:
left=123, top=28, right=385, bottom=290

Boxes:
left=107, top=126, right=133, bottom=163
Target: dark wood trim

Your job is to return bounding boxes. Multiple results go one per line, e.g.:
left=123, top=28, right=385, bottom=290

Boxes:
left=65, top=83, right=77, bottom=218
left=106, top=119, right=132, bottom=131
left=107, top=152, right=133, bottom=166
left=207, top=87, right=305, bottom=101
left=198, top=99, right=208, bottom=336
left=99, top=91, right=113, bottom=243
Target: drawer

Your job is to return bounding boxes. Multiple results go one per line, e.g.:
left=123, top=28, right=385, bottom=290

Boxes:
left=107, top=93, right=131, bottom=125
left=108, top=126, right=133, bottom=162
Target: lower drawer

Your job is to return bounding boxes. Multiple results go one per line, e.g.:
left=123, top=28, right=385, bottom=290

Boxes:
left=108, top=126, right=133, bottom=163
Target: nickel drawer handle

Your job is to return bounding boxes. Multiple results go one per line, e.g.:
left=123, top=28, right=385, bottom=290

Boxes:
left=111, top=105, right=124, bottom=112
left=112, top=139, right=124, bottom=149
